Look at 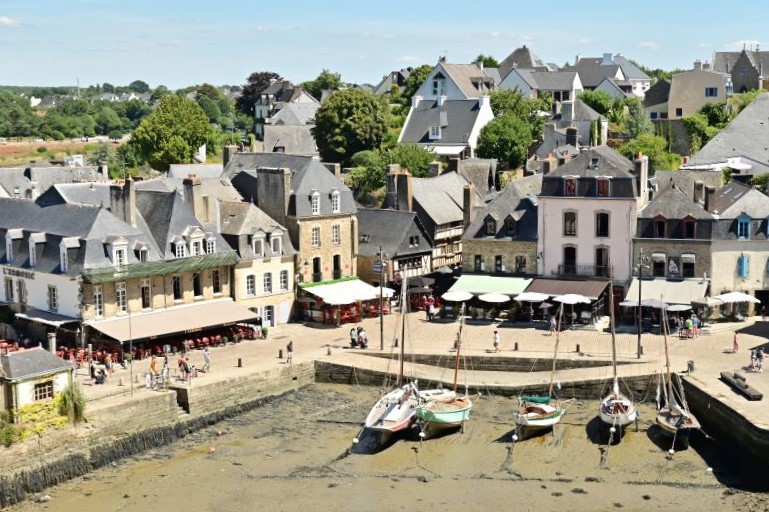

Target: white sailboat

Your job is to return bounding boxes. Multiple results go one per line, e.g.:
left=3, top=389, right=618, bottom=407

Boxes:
left=599, top=268, right=638, bottom=434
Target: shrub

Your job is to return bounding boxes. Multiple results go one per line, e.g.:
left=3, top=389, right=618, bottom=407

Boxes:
left=0, top=424, right=16, bottom=447
left=56, top=384, right=87, bottom=424
left=36, top=146, right=47, bottom=153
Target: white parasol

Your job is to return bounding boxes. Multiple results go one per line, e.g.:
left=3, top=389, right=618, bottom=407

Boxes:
left=442, top=290, right=473, bottom=302
left=641, top=298, right=668, bottom=309
left=377, top=287, right=396, bottom=298
left=515, top=291, right=550, bottom=302
left=478, top=292, right=510, bottom=303
left=553, top=294, right=591, bottom=305
left=714, top=291, right=761, bottom=304
left=667, top=304, right=692, bottom=312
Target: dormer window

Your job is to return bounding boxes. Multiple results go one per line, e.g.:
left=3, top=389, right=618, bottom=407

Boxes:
left=564, top=178, right=576, bottom=196
left=683, top=217, right=696, bottom=239
left=429, top=126, right=441, bottom=140
left=506, top=219, right=517, bottom=237
left=311, top=190, right=320, bottom=215
left=138, top=248, right=148, bottom=262
left=252, top=236, right=264, bottom=258
left=596, top=178, right=610, bottom=197
left=175, top=241, right=187, bottom=258
left=589, top=157, right=600, bottom=170
left=485, top=218, right=497, bottom=236
left=270, top=233, right=282, bottom=256
left=114, top=247, right=127, bottom=266
left=206, top=238, right=216, bottom=254
left=190, top=239, right=203, bottom=256
left=331, top=190, right=341, bottom=213
left=60, top=248, right=68, bottom=273
left=653, top=215, right=666, bottom=238
left=5, top=238, right=12, bottom=262
left=432, top=76, right=446, bottom=96
left=737, top=213, right=751, bottom=239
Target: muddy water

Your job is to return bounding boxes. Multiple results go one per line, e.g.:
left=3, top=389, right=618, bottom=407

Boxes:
left=10, top=384, right=766, bottom=512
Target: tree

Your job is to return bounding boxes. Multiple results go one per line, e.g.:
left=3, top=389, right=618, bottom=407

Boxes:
left=348, top=150, right=388, bottom=193
left=150, top=85, right=170, bottom=102
left=236, top=71, right=283, bottom=116
left=400, top=64, right=432, bottom=109
left=387, top=143, right=434, bottom=178
left=301, top=69, right=343, bottom=101
left=312, top=89, right=389, bottom=166
left=197, top=95, right=221, bottom=124
left=622, top=97, right=653, bottom=138
left=475, top=54, right=500, bottom=68
left=578, top=90, right=612, bottom=116
left=127, top=80, right=150, bottom=94
left=56, top=384, right=86, bottom=424
left=682, top=113, right=720, bottom=153
left=699, top=102, right=729, bottom=128
left=94, top=106, right=123, bottom=136
left=750, top=173, right=769, bottom=193
left=731, top=89, right=763, bottom=115
left=130, top=95, right=211, bottom=172
left=102, top=83, right=115, bottom=93
left=490, top=89, right=551, bottom=141
left=476, top=114, right=533, bottom=169
left=617, top=134, right=681, bottom=173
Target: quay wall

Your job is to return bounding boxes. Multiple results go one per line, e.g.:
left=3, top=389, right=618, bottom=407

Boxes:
left=0, top=362, right=313, bottom=509
left=364, top=353, right=632, bottom=372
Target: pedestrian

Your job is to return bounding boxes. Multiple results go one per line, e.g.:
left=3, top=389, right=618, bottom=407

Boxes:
left=428, top=302, right=436, bottom=321
left=762, top=305, right=766, bottom=322
left=349, top=327, right=358, bottom=348
left=358, top=328, right=368, bottom=349
left=549, top=315, right=557, bottom=335
left=757, top=348, right=765, bottom=372
left=104, top=353, right=113, bottom=374
left=150, top=355, right=158, bottom=377
left=286, top=340, right=293, bottom=365
left=492, top=330, right=500, bottom=352
left=182, top=357, right=191, bottom=381
left=733, top=332, right=740, bottom=354
left=691, top=314, right=699, bottom=338
left=203, top=348, right=211, bottom=372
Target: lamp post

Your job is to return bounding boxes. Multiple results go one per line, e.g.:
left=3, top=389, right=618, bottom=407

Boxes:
left=636, top=249, right=649, bottom=359
left=377, top=247, right=389, bottom=351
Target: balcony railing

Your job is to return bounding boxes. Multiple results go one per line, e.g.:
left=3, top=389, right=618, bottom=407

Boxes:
left=555, top=264, right=611, bottom=278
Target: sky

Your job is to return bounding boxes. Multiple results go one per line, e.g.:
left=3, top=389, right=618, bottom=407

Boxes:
left=1, top=0, right=767, bottom=90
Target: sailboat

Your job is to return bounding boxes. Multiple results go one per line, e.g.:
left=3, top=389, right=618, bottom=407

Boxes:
left=415, top=305, right=473, bottom=432
left=364, top=277, right=420, bottom=434
left=514, top=302, right=566, bottom=433
left=655, top=304, right=700, bottom=449
left=598, top=268, right=638, bottom=433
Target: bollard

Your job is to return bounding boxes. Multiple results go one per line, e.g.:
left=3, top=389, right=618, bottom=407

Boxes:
left=514, top=342, right=519, bottom=351
left=278, top=349, right=283, bottom=360
left=134, top=374, right=140, bottom=384
left=687, top=360, right=695, bottom=373
left=327, top=345, right=331, bottom=356
left=118, top=377, right=124, bottom=387
left=394, top=338, right=399, bottom=348
left=640, top=345, right=644, bottom=356
left=576, top=344, right=581, bottom=353
left=237, top=358, right=243, bottom=368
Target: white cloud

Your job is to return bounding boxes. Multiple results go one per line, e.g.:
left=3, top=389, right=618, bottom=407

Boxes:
left=697, top=42, right=708, bottom=48
left=638, top=41, right=660, bottom=50
left=724, top=39, right=763, bottom=51
left=578, top=37, right=592, bottom=44
left=490, top=31, right=503, bottom=38
left=395, top=55, right=422, bottom=64
left=0, top=16, right=21, bottom=27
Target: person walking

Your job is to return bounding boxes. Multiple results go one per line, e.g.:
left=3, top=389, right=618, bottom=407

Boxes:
left=202, top=348, right=211, bottom=372
left=733, top=332, right=740, bottom=354
left=349, top=327, right=358, bottom=348
left=549, top=315, right=557, bottom=335
left=691, top=314, right=699, bottom=338
left=492, top=330, right=500, bottom=353
left=286, top=340, right=294, bottom=365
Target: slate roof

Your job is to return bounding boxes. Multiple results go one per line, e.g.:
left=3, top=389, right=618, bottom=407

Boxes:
left=686, top=92, right=769, bottom=167
left=463, top=181, right=538, bottom=242
left=168, top=164, right=224, bottom=179
left=135, top=176, right=244, bottom=203
left=440, top=63, right=495, bottom=97
left=612, top=55, right=650, bottom=80
left=643, top=79, right=671, bottom=107
left=652, top=170, right=723, bottom=199
left=356, top=208, right=430, bottom=258
left=530, top=71, right=577, bottom=91
left=564, top=60, right=623, bottom=88
left=0, top=165, right=107, bottom=199
left=36, top=182, right=112, bottom=207
left=0, top=347, right=73, bottom=382
left=540, top=146, right=637, bottom=197
left=455, top=158, right=498, bottom=197
left=639, top=186, right=712, bottom=219
left=507, top=174, right=543, bottom=197
left=560, top=99, right=600, bottom=122
left=218, top=201, right=295, bottom=260
left=712, top=50, right=769, bottom=74
left=712, top=181, right=769, bottom=219
left=400, top=99, right=483, bottom=145
left=498, top=45, right=552, bottom=78
left=513, top=68, right=539, bottom=89
left=269, top=102, right=319, bottom=125
left=263, top=125, right=318, bottom=157
left=411, top=172, right=482, bottom=226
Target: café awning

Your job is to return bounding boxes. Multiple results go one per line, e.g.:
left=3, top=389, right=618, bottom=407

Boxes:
left=448, top=275, right=532, bottom=295
left=15, top=308, right=79, bottom=327
left=625, top=278, right=708, bottom=306
left=85, top=299, right=257, bottom=343
left=524, top=279, right=609, bottom=300
left=301, top=278, right=380, bottom=305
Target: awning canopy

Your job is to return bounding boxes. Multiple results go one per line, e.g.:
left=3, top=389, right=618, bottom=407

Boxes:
left=428, top=144, right=467, bottom=156
left=15, top=308, right=79, bottom=327
left=301, top=278, right=380, bottom=305
left=85, top=299, right=257, bottom=343
left=524, top=279, right=609, bottom=300
left=624, top=278, right=708, bottom=306
left=448, top=275, right=532, bottom=295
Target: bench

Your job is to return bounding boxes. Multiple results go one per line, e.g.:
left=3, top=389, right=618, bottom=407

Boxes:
left=720, top=371, right=763, bottom=401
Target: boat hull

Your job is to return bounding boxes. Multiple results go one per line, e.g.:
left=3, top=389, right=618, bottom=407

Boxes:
left=365, top=385, right=418, bottom=433
left=416, top=398, right=472, bottom=427
left=599, top=394, right=638, bottom=427
left=655, top=409, right=700, bottom=438
left=515, top=401, right=565, bottom=430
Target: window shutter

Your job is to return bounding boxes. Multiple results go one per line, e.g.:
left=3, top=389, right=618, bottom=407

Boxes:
left=738, top=255, right=750, bottom=278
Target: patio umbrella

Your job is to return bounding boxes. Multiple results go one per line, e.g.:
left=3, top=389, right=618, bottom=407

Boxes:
left=691, top=296, right=723, bottom=308
left=641, top=298, right=668, bottom=309
left=619, top=300, right=639, bottom=307
left=409, top=276, right=435, bottom=288
left=478, top=292, right=510, bottom=303
left=407, top=286, right=431, bottom=295
left=434, top=266, right=454, bottom=274
left=442, top=290, right=473, bottom=302
left=377, top=287, right=396, bottom=298
left=667, top=304, right=692, bottom=312
left=515, top=291, right=550, bottom=302
left=553, top=294, right=591, bottom=305
left=538, top=302, right=553, bottom=309
left=296, top=296, right=316, bottom=304
left=714, top=291, right=761, bottom=304
left=0, top=323, right=17, bottom=340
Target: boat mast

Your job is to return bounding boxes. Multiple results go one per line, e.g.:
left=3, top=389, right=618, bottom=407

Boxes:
left=661, top=299, right=674, bottom=405
left=452, top=305, right=464, bottom=393
left=609, top=260, right=618, bottom=392
left=398, top=277, right=407, bottom=387
left=548, top=302, right=563, bottom=397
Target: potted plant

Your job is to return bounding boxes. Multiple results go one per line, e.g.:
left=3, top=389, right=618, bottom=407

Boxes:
left=261, top=326, right=269, bottom=339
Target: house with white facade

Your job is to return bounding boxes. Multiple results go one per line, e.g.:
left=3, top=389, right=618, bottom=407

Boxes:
left=499, top=70, right=582, bottom=103
left=254, top=80, right=319, bottom=139
left=1, top=347, right=73, bottom=413
left=566, top=53, right=651, bottom=98
left=414, top=59, right=496, bottom=101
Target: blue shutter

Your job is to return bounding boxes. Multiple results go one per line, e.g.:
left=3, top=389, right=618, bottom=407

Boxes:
left=738, top=255, right=750, bottom=278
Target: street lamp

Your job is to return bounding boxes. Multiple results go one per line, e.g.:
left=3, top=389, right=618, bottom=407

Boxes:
left=635, top=249, right=650, bottom=359
left=377, top=246, right=389, bottom=351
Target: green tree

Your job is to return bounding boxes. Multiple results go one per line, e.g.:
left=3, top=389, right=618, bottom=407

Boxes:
left=387, top=143, right=434, bottom=178
left=348, top=150, right=388, bottom=193
left=94, top=106, right=123, bottom=136
left=129, top=95, right=211, bottom=172
left=682, top=113, right=719, bottom=153
left=236, top=71, right=283, bottom=117
left=607, top=96, right=625, bottom=124
left=400, top=64, right=432, bottom=108
left=617, top=133, right=681, bottom=173
left=312, top=89, right=389, bottom=166
left=490, top=89, right=551, bottom=141
left=127, top=80, right=150, bottom=93
left=578, top=90, right=612, bottom=115
left=476, top=113, right=533, bottom=169
left=0, top=90, right=36, bottom=136
left=731, top=89, right=763, bottom=115
left=196, top=95, right=221, bottom=124
left=56, top=384, right=86, bottom=424
left=301, top=69, right=343, bottom=101
left=102, top=83, right=115, bottom=93
left=475, top=54, right=500, bottom=68
left=622, top=97, right=653, bottom=138
left=699, top=102, right=730, bottom=128
left=150, top=85, right=170, bottom=102
left=750, top=173, right=769, bottom=193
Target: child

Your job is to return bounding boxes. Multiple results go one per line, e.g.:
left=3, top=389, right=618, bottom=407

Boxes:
left=286, top=340, right=294, bottom=365
left=493, top=330, right=500, bottom=353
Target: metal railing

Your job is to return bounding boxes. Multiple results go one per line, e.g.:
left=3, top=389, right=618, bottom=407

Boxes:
left=555, top=264, right=611, bottom=278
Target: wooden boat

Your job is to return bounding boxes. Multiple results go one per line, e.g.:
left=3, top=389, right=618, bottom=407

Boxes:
left=599, top=266, right=638, bottom=431
left=655, top=304, right=700, bottom=448
left=415, top=307, right=473, bottom=430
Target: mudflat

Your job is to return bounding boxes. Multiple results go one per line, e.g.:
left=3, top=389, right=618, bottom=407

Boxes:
left=9, top=384, right=766, bottom=512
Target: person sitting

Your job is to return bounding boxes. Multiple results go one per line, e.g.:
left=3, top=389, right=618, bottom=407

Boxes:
left=94, top=369, right=107, bottom=385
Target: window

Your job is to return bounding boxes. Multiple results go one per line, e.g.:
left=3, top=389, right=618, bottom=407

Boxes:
left=60, top=249, right=68, bottom=273
left=191, top=239, right=203, bottom=256
left=675, top=107, right=683, bottom=117
left=138, top=248, right=149, bottom=262
left=682, top=254, right=695, bottom=278
left=311, top=191, right=320, bottom=215
left=506, top=219, right=516, bottom=237
left=563, top=212, right=577, bottom=236
left=683, top=218, right=696, bottom=239
left=654, top=217, right=666, bottom=238
left=495, top=255, right=503, bottom=272
left=432, top=78, right=445, bottom=96
left=738, top=255, right=750, bottom=278
left=246, top=275, right=256, bottom=296
left=264, top=272, right=273, bottom=293
left=175, top=242, right=187, bottom=258
left=114, top=247, right=127, bottom=267
left=486, top=219, right=497, bottom=236
left=271, top=235, right=282, bottom=255
left=409, top=235, right=420, bottom=246
left=705, top=87, right=718, bottom=97
left=172, top=275, right=182, bottom=301
left=474, top=255, right=482, bottom=272
left=4, top=277, right=13, bottom=302
left=29, top=242, right=36, bottom=267
left=311, top=227, right=321, bottom=247
left=17, top=280, right=26, bottom=304
left=280, top=270, right=289, bottom=291
left=331, top=191, right=341, bottom=213
left=253, top=237, right=264, bottom=258
left=206, top=239, right=216, bottom=254
left=93, top=285, right=103, bottom=318
left=193, top=273, right=202, bottom=297
left=212, top=269, right=222, bottom=294
left=515, top=255, right=526, bottom=273
left=332, top=225, right=341, bottom=245
left=737, top=214, right=751, bottom=239
left=116, top=282, right=127, bottom=313
left=652, top=254, right=666, bottom=277
left=564, top=178, right=576, bottom=196
left=5, top=238, right=12, bottom=262
left=140, top=279, right=151, bottom=309
left=35, top=279, right=53, bottom=310
left=34, top=381, right=53, bottom=402
left=597, top=178, right=609, bottom=197
left=595, top=212, right=610, bottom=237
left=650, top=112, right=658, bottom=120
left=429, top=126, right=441, bottom=139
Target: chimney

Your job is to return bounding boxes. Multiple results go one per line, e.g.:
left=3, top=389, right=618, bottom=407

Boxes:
left=447, top=158, right=460, bottom=174
left=428, top=161, right=441, bottom=177
left=475, top=60, right=484, bottom=71
left=48, top=332, right=56, bottom=355
left=396, top=171, right=413, bottom=212
left=633, top=153, right=649, bottom=201
left=254, top=167, right=291, bottom=227
left=124, top=177, right=137, bottom=227
left=541, top=159, right=552, bottom=175
left=463, top=184, right=476, bottom=229
left=412, top=94, right=423, bottom=108
left=703, top=60, right=711, bottom=71
left=110, top=183, right=124, bottom=222
left=437, top=95, right=447, bottom=107
left=693, top=59, right=703, bottom=71
left=602, top=53, right=613, bottom=66
left=566, top=127, right=578, bottom=147
left=562, top=101, right=575, bottom=123
left=223, top=145, right=238, bottom=168
left=183, top=174, right=204, bottom=223
left=693, top=180, right=704, bottom=203
left=322, top=162, right=341, bottom=178
left=386, top=167, right=399, bottom=209
left=201, top=195, right=211, bottom=223
left=704, top=186, right=716, bottom=212
left=575, top=54, right=581, bottom=65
